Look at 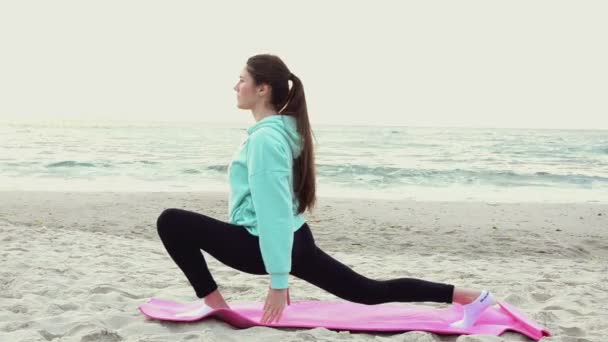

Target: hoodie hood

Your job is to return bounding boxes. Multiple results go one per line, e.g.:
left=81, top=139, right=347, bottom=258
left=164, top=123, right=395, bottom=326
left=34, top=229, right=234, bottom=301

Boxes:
left=246, top=114, right=303, bottom=158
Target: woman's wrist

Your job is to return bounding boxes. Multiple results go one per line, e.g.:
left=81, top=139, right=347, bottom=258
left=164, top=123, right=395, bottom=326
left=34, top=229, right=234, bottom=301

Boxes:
left=270, top=273, right=289, bottom=289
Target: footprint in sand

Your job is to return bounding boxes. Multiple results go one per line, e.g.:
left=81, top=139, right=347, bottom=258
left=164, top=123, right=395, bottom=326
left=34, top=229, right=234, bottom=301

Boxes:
left=530, top=292, right=553, bottom=302
left=503, top=293, right=526, bottom=306
left=559, top=325, right=585, bottom=337
left=80, top=329, right=123, bottom=342
left=89, top=285, right=140, bottom=299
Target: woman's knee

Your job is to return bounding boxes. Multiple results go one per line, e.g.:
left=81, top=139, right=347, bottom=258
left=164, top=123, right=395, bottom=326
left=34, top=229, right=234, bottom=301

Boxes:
left=156, top=208, right=182, bottom=235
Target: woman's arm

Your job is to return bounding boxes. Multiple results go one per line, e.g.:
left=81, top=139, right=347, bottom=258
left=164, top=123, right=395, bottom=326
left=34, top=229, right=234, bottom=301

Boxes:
left=247, top=130, right=295, bottom=289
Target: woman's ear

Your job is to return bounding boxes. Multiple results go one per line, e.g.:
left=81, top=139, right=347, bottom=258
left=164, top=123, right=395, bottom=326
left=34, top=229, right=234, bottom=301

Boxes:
left=257, top=83, right=271, bottom=97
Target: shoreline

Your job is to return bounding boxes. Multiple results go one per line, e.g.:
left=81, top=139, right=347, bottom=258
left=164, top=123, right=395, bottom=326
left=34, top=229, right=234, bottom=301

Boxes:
left=1, top=188, right=606, bottom=205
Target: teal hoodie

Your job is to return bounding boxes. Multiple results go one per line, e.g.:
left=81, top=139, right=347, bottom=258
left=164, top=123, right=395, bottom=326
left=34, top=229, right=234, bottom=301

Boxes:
left=227, top=114, right=307, bottom=289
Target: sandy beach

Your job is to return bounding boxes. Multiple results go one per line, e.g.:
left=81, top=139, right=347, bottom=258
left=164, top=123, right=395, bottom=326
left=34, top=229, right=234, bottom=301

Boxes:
left=1, top=191, right=606, bottom=341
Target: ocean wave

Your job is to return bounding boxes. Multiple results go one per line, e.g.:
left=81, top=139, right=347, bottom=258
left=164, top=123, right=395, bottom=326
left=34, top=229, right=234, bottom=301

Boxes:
left=182, top=169, right=202, bottom=174
left=46, top=161, right=97, bottom=168
left=116, top=160, right=160, bottom=165
left=207, top=164, right=228, bottom=172
left=593, top=146, right=608, bottom=154
left=136, top=160, right=159, bottom=165
left=316, top=163, right=608, bottom=187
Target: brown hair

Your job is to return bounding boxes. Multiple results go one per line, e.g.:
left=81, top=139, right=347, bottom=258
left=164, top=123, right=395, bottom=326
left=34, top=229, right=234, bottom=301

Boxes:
left=246, top=54, right=316, bottom=214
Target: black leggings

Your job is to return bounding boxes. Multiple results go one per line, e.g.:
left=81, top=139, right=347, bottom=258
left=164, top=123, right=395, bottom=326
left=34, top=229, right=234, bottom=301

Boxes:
left=156, top=208, right=454, bottom=304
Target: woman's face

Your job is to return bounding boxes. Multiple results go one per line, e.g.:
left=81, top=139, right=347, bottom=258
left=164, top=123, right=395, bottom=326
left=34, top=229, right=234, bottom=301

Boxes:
left=233, top=67, right=259, bottom=110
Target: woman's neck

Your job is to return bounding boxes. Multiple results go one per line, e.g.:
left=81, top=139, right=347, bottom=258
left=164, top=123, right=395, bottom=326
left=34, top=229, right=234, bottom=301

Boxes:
left=252, top=104, right=278, bottom=122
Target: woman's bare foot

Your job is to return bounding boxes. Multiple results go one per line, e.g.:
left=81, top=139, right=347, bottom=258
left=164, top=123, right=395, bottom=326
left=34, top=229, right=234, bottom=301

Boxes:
left=204, top=288, right=231, bottom=309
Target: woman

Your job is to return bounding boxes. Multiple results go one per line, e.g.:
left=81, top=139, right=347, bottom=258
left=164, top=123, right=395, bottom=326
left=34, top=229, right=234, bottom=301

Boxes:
left=156, top=54, right=496, bottom=328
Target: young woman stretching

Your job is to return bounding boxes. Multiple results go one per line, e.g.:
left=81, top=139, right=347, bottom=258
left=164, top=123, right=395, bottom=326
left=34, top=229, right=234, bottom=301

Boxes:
left=156, top=54, right=496, bottom=327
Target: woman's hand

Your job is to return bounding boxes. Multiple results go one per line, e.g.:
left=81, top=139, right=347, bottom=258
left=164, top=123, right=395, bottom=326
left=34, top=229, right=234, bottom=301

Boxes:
left=260, top=288, right=288, bottom=324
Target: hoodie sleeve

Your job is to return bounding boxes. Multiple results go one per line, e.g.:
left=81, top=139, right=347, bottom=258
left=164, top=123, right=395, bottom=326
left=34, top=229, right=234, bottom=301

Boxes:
left=247, top=130, right=294, bottom=289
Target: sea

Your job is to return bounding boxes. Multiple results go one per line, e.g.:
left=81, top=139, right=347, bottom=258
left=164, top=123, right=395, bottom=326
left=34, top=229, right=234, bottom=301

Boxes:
left=1, top=120, right=607, bottom=203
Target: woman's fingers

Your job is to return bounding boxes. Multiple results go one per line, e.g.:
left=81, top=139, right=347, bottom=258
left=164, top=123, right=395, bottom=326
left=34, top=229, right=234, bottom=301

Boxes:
left=271, top=309, right=280, bottom=323
left=262, top=307, right=274, bottom=324
left=261, top=307, right=283, bottom=324
left=261, top=311, right=267, bottom=324
left=270, top=307, right=283, bottom=323
left=262, top=307, right=271, bottom=324
left=268, top=308, right=277, bottom=324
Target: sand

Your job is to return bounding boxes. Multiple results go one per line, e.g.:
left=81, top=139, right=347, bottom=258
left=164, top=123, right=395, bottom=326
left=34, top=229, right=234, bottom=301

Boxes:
left=0, top=191, right=606, bottom=341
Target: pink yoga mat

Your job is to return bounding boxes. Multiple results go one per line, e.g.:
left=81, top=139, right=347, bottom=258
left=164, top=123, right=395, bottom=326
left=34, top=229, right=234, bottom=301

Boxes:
left=139, top=298, right=551, bottom=340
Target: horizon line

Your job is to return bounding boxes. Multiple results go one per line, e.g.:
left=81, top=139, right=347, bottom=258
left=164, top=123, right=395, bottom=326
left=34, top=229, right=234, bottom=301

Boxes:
left=0, top=118, right=606, bottom=131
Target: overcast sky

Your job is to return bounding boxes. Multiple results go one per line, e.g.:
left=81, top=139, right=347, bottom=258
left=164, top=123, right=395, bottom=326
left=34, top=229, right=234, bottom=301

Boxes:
left=1, top=1, right=606, bottom=129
